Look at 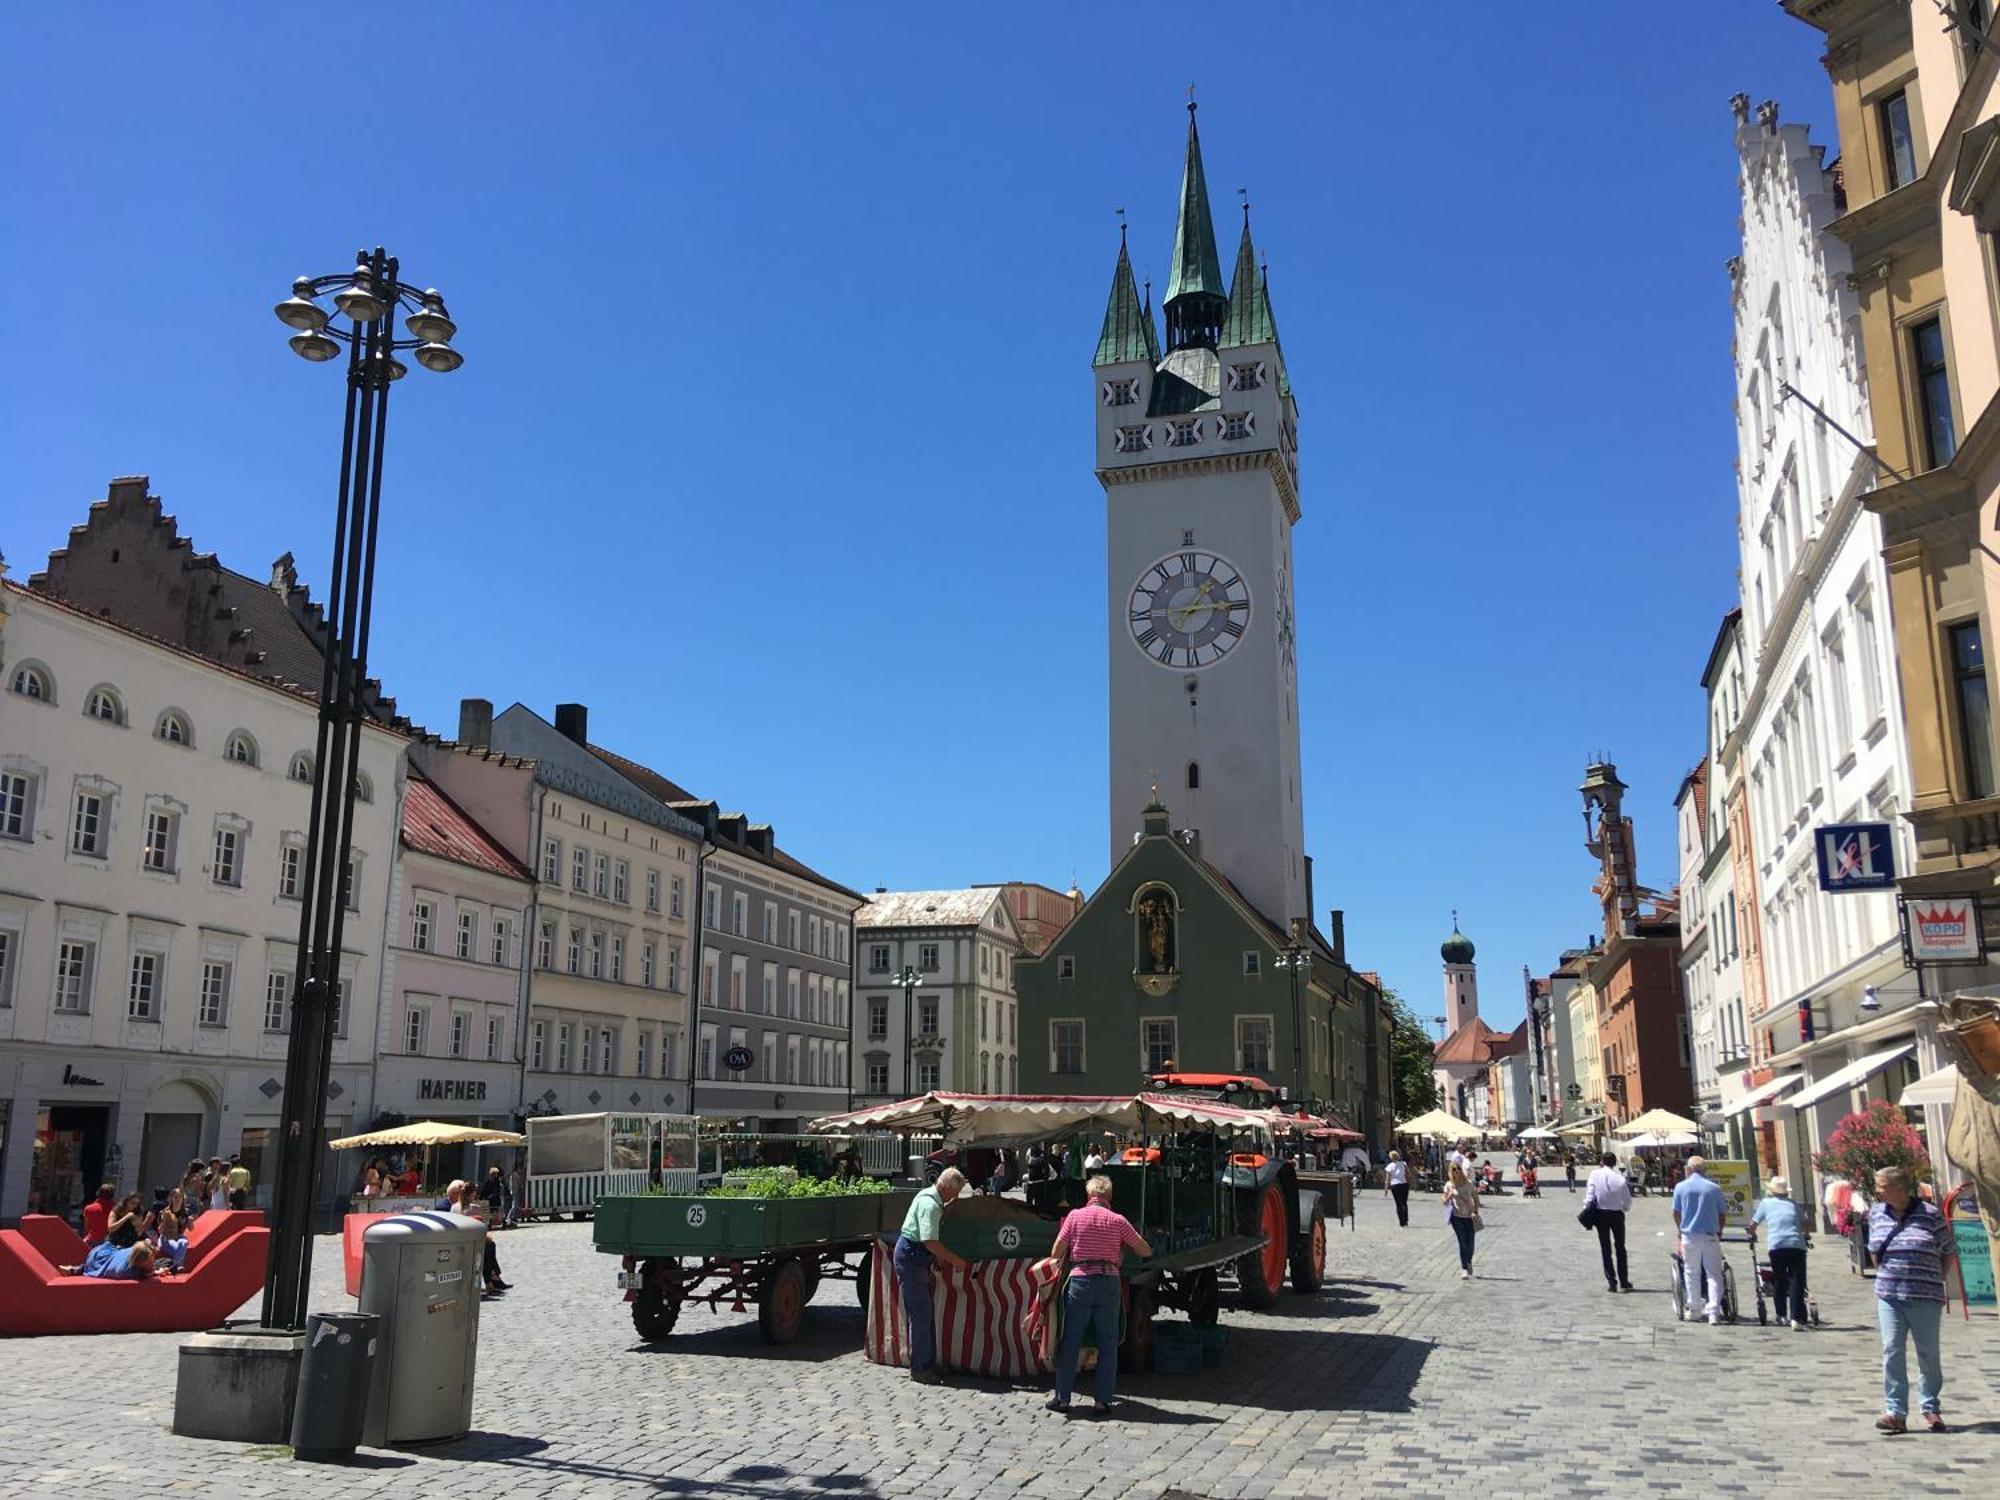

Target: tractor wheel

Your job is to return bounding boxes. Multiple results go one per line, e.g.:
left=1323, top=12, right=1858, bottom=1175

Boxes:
left=1290, top=1199, right=1327, bottom=1293
left=1235, top=1185, right=1287, bottom=1310
left=1186, top=1267, right=1220, bottom=1327
left=630, top=1259, right=682, bottom=1341
left=759, top=1257, right=808, bottom=1345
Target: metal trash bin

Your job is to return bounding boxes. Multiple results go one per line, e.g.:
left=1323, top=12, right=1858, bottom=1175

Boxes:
left=290, top=1310, right=380, bottom=1462
left=358, top=1211, right=484, bottom=1446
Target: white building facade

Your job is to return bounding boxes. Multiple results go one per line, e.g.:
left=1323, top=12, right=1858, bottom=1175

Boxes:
left=371, top=770, right=535, bottom=1170
left=852, top=889, right=1024, bottom=1104
left=1727, top=96, right=1928, bottom=1196
left=0, top=581, right=401, bottom=1220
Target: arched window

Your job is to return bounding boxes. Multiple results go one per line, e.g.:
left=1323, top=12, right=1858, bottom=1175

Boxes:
left=353, top=771, right=373, bottom=803
left=9, top=662, right=54, bottom=702
left=156, top=710, right=193, bottom=747
left=1186, top=760, right=1200, bottom=790
left=224, top=731, right=259, bottom=767
left=84, top=685, right=124, bottom=724
left=288, top=753, right=315, bottom=784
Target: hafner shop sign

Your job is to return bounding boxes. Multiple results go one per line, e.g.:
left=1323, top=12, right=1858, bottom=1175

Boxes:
left=418, top=1078, right=490, bottom=1103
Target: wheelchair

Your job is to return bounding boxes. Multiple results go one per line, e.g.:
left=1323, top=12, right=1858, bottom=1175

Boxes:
left=1668, top=1246, right=1738, bottom=1324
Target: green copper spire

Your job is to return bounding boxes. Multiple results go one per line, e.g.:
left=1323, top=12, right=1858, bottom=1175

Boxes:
left=1221, top=214, right=1279, bottom=348
left=1164, top=103, right=1228, bottom=351
left=1093, top=234, right=1159, bottom=367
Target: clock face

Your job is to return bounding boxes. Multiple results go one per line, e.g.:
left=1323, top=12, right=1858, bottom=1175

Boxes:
left=1128, top=549, right=1252, bottom=669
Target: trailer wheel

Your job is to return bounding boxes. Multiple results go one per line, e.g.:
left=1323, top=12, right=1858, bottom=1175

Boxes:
left=1186, top=1268, right=1220, bottom=1327
left=1290, top=1200, right=1327, bottom=1293
left=759, top=1257, right=808, bottom=1345
left=855, top=1263, right=871, bottom=1312
left=1120, top=1283, right=1154, bottom=1373
left=631, top=1259, right=681, bottom=1341
left=800, top=1259, right=821, bottom=1306
left=1235, top=1185, right=1286, bottom=1309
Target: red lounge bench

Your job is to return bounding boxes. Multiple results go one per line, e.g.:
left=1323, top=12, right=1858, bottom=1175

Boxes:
left=342, top=1211, right=394, bottom=1296
left=15, top=1209, right=263, bottom=1274
left=0, top=1226, right=271, bottom=1336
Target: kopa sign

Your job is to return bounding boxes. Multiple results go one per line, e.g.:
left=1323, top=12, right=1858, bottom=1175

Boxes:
left=418, top=1078, right=488, bottom=1103
left=1906, top=898, right=1982, bottom=962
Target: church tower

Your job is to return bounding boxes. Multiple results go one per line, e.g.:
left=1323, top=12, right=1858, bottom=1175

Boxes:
left=1095, top=104, right=1306, bottom=929
left=1442, top=918, right=1478, bottom=1035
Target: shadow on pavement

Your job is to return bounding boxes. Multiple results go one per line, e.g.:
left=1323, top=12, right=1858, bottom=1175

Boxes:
left=1147, top=1329, right=1431, bottom=1413
left=621, top=1308, right=866, bottom=1363
left=431, top=1435, right=883, bottom=1497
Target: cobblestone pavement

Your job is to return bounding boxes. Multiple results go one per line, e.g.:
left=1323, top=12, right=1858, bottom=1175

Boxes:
left=4, top=1187, right=1998, bottom=1499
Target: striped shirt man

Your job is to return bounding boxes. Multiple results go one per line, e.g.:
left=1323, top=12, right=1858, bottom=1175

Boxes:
left=1054, top=1202, right=1147, bottom=1276
left=1868, top=1197, right=1952, bottom=1302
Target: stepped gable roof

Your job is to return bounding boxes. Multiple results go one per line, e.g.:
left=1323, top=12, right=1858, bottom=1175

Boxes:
left=27, top=476, right=417, bottom=733
left=401, top=773, right=533, bottom=881
left=585, top=741, right=862, bottom=901
left=858, top=888, right=1001, bottom=930
left=1434, top=1017, right=1515, bottom=1066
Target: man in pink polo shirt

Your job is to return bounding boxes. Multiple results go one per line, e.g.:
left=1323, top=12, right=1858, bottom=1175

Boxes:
left=1046, top=1174, right=1152, bottom=1416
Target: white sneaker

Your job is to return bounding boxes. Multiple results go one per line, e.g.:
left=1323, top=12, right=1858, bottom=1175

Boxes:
left=1707, top=1314, right=1721, bottom=1326
left=1791, top=1319, right=1805, bottom=1332
left=1459, top=1269, right=1470, bottom=1279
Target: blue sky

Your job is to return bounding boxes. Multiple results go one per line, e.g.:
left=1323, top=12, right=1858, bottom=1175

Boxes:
left=3, top=6, right=1838, bottom=1032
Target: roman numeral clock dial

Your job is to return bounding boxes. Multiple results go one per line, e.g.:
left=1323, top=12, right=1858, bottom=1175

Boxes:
left=1128, top=550, right=1252, bottom=669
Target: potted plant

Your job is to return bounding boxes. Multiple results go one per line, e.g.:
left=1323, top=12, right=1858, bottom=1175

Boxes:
left=1814, top=1099, right=1932, bottom=1272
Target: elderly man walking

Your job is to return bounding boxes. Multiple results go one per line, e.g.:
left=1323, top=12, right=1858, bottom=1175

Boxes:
left=1047, top=1174, right=1153, bottom=1416
left=893, top=1166, right=968, bottom=1385
left=1672, top=1155, right=1729, bottom=1325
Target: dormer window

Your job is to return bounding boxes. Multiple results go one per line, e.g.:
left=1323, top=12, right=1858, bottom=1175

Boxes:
left=1226, top=361, right=1266, bottom=392
left=1168, top=419, right=1200, bottom=448
left=84, top=687, right=125, bottom=725
left=1114, top=424, right=1153, bottom=453
left=1100, top=378, right=1140, bottom=407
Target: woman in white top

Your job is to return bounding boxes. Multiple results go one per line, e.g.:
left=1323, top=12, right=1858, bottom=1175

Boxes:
left=1443, top=1163, right=1482, bottom=1278
left=1385, top=1150, right=1411, bottom=1227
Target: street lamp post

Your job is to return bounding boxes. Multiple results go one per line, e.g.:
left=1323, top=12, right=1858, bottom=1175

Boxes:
left=262, top=249, right=462, bottom=1334
left=892, top=965, right=921, bottom=1095
left=1273, top=939, right=1311, bottom=1105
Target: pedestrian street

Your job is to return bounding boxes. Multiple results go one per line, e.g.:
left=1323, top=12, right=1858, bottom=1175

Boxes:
left=0, top=1182, right=1994, bottom=1500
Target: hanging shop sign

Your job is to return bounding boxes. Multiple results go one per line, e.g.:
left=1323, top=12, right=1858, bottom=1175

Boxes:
left=1905, top=897, right=1982, bottom=962
left=1815, top=822, right=1896, bottom=893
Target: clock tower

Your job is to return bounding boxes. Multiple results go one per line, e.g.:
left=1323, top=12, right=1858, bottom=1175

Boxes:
left=1095, top=103, right=1307, bottom=930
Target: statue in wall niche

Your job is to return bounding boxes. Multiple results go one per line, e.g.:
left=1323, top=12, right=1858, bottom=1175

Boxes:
left=1136, top=890, right=1176, bottom=975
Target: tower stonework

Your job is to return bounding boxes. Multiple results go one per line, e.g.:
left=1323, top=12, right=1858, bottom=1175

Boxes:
left=1095, top=106, right=1306, bottom=929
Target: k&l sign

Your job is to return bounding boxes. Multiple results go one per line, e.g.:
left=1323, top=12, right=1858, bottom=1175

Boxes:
left=1815, top=822, right=1897, bottom=893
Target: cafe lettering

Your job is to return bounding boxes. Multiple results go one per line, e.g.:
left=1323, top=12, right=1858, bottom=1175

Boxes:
left=418, top=1078, right=489, bottom=1103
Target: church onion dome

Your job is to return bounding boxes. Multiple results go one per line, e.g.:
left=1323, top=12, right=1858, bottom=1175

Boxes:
left=1441, top=926, right=1475, bottom=965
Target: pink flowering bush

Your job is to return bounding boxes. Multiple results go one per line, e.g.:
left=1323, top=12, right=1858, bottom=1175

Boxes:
left=1815, top=1098, right=1931, bottom=1190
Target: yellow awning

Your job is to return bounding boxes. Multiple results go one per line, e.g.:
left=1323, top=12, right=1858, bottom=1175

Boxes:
left=1613, top=1108, right=1702, bottom=1136
left=326, top=1120, right=527, bottom=1150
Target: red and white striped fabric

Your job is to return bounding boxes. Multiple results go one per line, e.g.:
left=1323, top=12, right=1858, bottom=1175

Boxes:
left=865, top=1241, right=1065, bottom=1378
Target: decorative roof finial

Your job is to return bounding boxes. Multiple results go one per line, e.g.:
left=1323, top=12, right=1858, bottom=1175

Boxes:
left=1116, top=206, right=1127, bottom=248
left=1238, top=186, right=1249, bottom=227
left=1187, top=81, right=1197, bottom=116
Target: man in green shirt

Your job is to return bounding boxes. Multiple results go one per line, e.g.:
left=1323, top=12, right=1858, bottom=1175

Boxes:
left=894, top=1167, right=968, bottom=1383
left=225, top=1156, right=252, bottom=1210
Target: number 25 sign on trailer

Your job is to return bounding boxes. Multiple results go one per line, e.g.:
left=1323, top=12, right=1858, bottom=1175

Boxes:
left=1815, top=822, right=1896, bottom=893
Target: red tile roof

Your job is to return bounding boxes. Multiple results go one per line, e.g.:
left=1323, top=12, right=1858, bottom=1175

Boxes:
left=1434, top=1018, right=1527, bottom=1066
left=400, top=774, right=533, bottom=881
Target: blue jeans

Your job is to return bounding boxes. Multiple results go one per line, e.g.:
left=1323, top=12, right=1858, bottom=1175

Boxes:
left=1052, top=1274, right=1121, bottom=1406
left=1877, top=1296, right=1944, bottom=1417
left=893, top=1236, right=936, bottom=1374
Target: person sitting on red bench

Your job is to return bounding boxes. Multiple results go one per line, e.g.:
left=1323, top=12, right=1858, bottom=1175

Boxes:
left=80, top=1184, right=116, bottom=1248
left=149, top=1210, right=189, bottom=1271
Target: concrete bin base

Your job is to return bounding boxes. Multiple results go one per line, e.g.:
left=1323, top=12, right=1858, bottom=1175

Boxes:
left=172, top=1328, right=305, bottom=1443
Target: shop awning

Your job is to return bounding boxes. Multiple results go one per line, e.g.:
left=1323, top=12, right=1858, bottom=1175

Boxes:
left=1780, top=1042, right=1915, bottom=1113
left=1722, top=1073, right=1804, bottom=1117
left=1899, top=1065, right=1961, bottom=1109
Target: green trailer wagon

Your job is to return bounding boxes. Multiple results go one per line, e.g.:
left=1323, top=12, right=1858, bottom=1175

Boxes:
left=594, top=1188, right=914, bottom=1345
